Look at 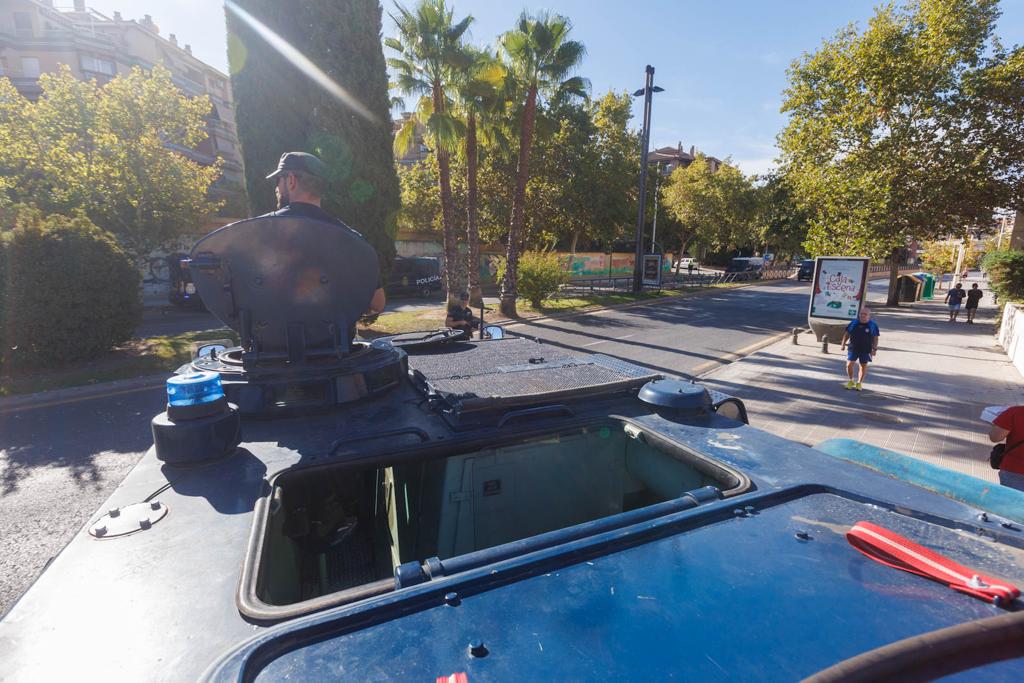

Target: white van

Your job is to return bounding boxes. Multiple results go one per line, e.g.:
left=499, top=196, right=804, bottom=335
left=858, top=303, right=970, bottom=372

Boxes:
left=673, top=256, right=698, bottom=270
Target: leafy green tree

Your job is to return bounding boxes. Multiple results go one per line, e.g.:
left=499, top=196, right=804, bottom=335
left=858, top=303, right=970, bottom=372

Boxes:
left=0, top=66, right=220, bottom=264
left=755, top=173, right=811, bottom=262
left=587, top=92, right=640, bottom=248
left=301, top=0, right=401, bottom=268
left=981, top=249, right=1024, bottom=302
left=228, top=0, right=400, bottom=267
left=919, top=240, right=957, bottom=275
left=779, top=0, right=1024, bottom=305
left=662, top=156, right=758, bottom=258
left=388, top=0, right=472, bottom=302
left=1, top=206, right=141, bottom=368
left=226, top=0, right=310, bottom=215
left=397, top=158, right=443, bottom=233
left=498, top=11, right=587, bottom=316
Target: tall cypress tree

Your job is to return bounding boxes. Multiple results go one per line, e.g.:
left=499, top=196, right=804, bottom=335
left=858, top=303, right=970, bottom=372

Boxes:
left=300, top=0, right=400, bottom=266
left=226, top=1, right=399, bottom=266
left=226, top=2, right=309, bottom=216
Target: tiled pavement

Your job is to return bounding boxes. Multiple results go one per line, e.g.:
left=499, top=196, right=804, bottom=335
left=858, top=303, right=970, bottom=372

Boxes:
left=701, top=274, right=1024, bottom=483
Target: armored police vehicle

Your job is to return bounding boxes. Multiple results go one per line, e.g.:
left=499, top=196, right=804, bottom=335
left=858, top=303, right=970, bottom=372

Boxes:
left=1, top=214, right=1022, bottom=681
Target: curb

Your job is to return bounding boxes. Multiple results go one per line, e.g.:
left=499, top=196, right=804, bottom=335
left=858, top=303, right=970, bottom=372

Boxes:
left=693, top=327, right=807, bottom=379
left=0, top=373, right=167, bottom=414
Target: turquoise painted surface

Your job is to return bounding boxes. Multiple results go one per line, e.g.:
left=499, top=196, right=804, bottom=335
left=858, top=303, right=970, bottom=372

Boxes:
left=816, top=437, right=1024, bottom=524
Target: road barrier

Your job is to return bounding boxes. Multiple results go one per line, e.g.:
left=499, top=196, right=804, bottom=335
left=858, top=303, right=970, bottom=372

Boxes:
left=560, top=266, right=798, bottom=296
left=560, top=261, right=908, bottom=297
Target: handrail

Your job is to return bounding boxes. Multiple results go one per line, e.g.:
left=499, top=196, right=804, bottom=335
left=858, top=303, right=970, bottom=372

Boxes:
left=328, top=427, right=430, bottom=455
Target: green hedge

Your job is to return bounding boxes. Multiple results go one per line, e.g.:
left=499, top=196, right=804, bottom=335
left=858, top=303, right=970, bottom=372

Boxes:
left=1, top=208, right=141, bottom=368
left=981, top=249, right=1024, bottom=303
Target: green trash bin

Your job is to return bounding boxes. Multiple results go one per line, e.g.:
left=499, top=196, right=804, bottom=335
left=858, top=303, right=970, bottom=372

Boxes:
left=913, top=272, right=935, bottom=299
left=922, top=273, right=935, bottom=299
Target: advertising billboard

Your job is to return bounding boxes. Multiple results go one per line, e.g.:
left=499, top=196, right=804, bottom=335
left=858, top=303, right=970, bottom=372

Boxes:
left=808, top=257, right=869, bottom=321
left=642, top=254, right=663, bottom=286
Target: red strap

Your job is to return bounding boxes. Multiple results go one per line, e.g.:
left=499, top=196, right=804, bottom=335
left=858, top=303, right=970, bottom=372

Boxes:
left=436, top=674, right=468, bottom=683
left=846, top=521, right=1020, bottom=605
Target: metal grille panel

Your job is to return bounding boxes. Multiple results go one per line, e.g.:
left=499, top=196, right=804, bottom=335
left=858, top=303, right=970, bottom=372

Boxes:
left=408, top=339, right=661, bottom=408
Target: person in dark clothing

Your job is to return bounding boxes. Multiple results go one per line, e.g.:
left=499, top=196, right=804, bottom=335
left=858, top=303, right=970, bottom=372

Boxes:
left=965, top=283, right=983, bottom=323
left=944, top=282, right=966, bottom=322
left=840, top=307, right=879, bottom=391
left=263, top=152, right=386, bottom=315
left=446, top=292, right=479, bottom=338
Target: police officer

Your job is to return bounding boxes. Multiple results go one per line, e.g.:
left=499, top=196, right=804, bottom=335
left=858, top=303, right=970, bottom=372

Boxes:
left=264, top=151, right=386, bottom=314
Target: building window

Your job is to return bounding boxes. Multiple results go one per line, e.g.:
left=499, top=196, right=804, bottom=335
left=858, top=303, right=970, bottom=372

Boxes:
left=13, top=12, right=33, bottom=36
left=21, top=57, right=41, bottom=79
left=81, top=55, right=116, bottom=76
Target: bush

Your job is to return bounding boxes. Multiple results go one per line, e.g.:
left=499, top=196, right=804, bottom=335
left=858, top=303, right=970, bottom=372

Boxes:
left=0, top=207, right=141, bottom=369
left=981, top=249, right=1024, bottom=303
left=515, top=251, right=569, bottom=308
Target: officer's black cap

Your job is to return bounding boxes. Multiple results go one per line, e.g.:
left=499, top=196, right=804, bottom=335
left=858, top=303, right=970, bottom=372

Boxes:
left=266, top=152, right=328, bottom=180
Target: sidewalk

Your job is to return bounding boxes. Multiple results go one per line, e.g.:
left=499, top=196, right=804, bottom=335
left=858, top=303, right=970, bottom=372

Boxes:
left=700, top=275, right=1024, bottom=484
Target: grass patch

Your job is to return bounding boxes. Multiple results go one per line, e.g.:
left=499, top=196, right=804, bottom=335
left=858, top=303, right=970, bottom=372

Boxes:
left=0, top=328, right=237, bottom=397
left=360, top=288, right=691, bottom=337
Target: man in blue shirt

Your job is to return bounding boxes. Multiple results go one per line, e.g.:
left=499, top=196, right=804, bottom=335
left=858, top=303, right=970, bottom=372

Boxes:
left=840, top=307, right=880, bottom=391
left=944, top=282, right=966, bottom=322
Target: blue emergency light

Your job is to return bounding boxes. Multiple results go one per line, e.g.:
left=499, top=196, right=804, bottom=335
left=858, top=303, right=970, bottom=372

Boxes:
left=166, top=371, right=224, bottom=407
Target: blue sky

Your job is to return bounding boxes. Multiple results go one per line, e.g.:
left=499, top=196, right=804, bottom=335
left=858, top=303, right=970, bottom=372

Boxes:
left=86, top=1, right=1024, bottom=176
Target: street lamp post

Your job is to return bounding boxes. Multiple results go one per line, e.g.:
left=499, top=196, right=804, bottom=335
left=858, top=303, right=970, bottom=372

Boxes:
left=631, top=65, right=664, bottom=293
left=651, top=161, right=663, bottom=253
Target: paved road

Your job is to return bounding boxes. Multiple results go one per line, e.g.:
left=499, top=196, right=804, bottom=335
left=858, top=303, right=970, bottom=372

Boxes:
left=507, top=279, right=813, bottom=377
left=0, top=387, right=166, bottom=617
left=0, top=278, right=817, bottom=617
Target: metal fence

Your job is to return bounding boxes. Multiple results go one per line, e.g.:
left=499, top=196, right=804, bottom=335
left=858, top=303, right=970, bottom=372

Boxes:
left=559, top=266, right=798, bottom=296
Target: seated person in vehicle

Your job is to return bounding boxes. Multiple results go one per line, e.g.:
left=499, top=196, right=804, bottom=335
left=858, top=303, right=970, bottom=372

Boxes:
left=446, top=292, right=479, bottom=337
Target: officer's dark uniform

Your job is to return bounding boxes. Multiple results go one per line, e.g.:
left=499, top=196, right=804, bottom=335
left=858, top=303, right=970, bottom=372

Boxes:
left=263, top=151, right=384, bottom=313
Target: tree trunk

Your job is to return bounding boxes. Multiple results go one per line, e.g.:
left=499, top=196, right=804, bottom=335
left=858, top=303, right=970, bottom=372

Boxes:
left=465, top=112, right=482, bottom=307
left=433, top=81, right=460, bottom=305
left=500, top=82, right=538, bottom=317
left=569, top=231, right=579, bottom=255
left=886, top=246, right=901, bottom=307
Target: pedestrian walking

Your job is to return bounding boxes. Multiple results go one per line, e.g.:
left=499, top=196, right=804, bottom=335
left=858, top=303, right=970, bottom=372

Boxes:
left=840, top=307, right=879, bottom=391
left=944, top=283, right=966, bottom=322
left=965, top=283, right=983, bottom=324
left=988, top=406, right=1024, bottom=491
left=961, top=267, right=969, bottom=281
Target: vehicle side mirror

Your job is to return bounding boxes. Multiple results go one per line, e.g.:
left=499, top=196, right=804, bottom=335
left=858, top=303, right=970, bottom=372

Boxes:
left=482, top=325, right=504, bottom=340
left=195, top=342, right=229, bottom=360
left=712, top=397, right=748, bottom=424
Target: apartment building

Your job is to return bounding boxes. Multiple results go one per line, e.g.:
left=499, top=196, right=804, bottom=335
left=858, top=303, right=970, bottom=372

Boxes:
left=648, top=143, right=722, bottom=175
left=0, top=0, right=245, bottom=214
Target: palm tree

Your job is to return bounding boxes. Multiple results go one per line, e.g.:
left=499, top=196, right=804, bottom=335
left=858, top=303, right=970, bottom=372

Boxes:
left=497, top=12, right=587, bottom=316
left=387, top=0, right=471, bottom=303
left=453, top=47, right=508, bottom=306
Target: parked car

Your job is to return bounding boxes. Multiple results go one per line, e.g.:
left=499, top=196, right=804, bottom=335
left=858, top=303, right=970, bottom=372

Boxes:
left=725, top=257, right=765, bottom=279
left=673, top=256, right=698, bottom=270
left=386, top=256, right=443, bottom=298
left=797, top=259, right=816, bottom=282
